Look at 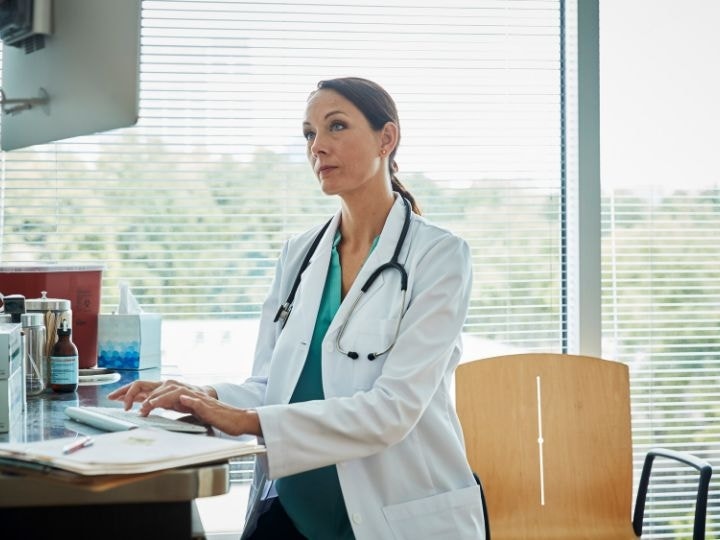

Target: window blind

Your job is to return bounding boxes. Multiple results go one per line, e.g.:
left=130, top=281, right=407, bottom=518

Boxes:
left=600, top=2, right=720, bottom=536
left=1, top=0, right=565, bottom=357
left=0, top=0, right=568, bottom=511
left=602, top=191, right=720, bottom=537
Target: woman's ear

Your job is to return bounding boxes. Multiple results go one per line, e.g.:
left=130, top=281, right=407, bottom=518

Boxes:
left=380, top=121, right=399, bottom=154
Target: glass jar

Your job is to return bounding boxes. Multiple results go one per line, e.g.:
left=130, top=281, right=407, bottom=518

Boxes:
left=25, top=291, right=72, bottom=362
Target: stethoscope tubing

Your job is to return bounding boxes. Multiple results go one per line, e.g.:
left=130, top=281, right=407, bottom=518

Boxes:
left=274, top=218, right=332, bottom=327
left=276, top=197, right=412, bottom=361
left=335, top=288, right=407, bottom=361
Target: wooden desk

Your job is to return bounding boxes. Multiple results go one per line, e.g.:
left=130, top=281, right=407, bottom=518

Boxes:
left=0, top=371, right=230, bottom=539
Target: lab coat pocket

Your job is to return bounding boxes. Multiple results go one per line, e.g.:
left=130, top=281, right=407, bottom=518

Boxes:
left=350, top=317, right=397, bottom=390
left=382, top=485, right=485, bottom=540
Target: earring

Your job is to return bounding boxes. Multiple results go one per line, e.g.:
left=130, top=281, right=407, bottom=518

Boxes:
left=380, top=149, right=386, bottom=156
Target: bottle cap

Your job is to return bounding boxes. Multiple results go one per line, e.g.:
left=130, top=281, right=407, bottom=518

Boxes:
left=1, top=294, right=26, bottom=323
left=57, top=318, right=72, bottom=336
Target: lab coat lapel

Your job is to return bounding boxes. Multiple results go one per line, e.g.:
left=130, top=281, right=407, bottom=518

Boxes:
left=283, top=211, right=340, bottom=346
left=327, top=196, right=407, bottom=337
left=270, top=212, right=340, bottom=405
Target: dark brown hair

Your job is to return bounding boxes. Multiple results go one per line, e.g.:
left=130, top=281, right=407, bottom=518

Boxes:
left=315, top=77, right=421, bottom=215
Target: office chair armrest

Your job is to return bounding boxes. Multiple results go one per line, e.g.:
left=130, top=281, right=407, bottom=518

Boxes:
left=632, top=448, right=713, bottom=540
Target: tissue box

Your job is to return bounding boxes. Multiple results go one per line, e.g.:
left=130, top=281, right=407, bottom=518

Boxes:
left=97, top=314, right=162, bottom=370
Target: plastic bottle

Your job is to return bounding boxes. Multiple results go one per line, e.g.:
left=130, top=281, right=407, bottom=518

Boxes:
left=49, top=318, right=79, bottom=393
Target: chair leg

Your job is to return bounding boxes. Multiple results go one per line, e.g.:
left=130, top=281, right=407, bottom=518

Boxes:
left=474, top=472, right=491, bottom=540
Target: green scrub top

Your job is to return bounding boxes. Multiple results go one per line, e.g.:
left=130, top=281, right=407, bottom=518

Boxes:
left=275, top=231, right=378, bottom=540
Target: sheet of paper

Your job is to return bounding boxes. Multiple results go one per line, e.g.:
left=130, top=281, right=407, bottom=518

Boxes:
left=0, top=428, right=265, bottom=476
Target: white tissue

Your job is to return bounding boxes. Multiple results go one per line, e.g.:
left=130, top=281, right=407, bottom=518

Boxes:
left=117, top=282, right=144, bottom=314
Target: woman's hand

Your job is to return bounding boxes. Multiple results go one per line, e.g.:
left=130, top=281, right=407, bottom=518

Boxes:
left=175, top=394, right=262, bottom=437
left=107, top=379, right=261, bottom=437
left=107, top=379, right=216, bottom=412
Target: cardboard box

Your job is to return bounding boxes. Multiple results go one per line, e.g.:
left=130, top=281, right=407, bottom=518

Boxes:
left=0, top=323, right=23, bottom=379
left=0, top=353, right=24, bottom=433
left=97, top=314, right=161, bottom=370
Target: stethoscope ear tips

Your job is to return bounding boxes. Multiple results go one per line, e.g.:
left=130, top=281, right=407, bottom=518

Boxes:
left=367, top=353, right=377, bottom=361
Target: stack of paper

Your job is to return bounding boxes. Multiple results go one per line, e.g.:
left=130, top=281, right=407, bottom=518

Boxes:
left=0, top=428, right=265, bottom=476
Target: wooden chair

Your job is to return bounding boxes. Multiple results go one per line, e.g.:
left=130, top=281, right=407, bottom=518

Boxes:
left=455, top=353, right=712, bottom=540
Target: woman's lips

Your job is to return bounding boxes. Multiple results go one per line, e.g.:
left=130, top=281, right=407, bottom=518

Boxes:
left=317, top=165, right=337, bottom=176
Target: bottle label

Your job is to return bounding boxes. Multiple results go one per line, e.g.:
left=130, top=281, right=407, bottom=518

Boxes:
left=50, top=355, right=79, bottom=385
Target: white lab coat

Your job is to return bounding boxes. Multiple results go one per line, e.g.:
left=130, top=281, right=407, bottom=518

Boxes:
left=213, top=196, right=485, bottom=540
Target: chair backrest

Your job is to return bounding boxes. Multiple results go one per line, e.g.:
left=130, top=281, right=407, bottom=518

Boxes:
left=456, top=353, right=634, bottom=539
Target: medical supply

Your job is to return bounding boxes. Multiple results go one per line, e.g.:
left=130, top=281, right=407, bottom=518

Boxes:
left=0, top=264, right=104, bottom=369
left=0, top=322, right=24, bottom=432
left=49, top=319, right=79, bottom=393
left=1, top=294, right=25, bottom=323
left=0, top=323, right=23, bottom=379
left=274, top=196, right=410, bottom=361
left=21, top=313, right=47, bottom=396
left=26, top=291, right=72, bottom=362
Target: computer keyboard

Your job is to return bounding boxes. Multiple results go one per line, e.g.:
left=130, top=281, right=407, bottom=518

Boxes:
left=65, top=406, right=209, bottom=434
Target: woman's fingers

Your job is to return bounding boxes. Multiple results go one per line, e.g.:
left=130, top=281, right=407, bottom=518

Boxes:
left=107, top=381, right=162, bottom=410
left=106, top=383, right=134, bottom=400
left=138, top=382, right=203, bottom=415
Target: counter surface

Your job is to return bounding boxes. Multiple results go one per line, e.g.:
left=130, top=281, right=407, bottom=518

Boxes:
left=0, top=369, right=228, bottom=539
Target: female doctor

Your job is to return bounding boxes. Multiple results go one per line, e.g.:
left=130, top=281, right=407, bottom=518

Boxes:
left=109, top=77, right=486, bottom=540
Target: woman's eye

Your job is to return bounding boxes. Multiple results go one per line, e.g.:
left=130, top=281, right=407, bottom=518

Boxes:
left=329, top=121, right=346, bottom=132
left=303, top=130, right=315, bottom=142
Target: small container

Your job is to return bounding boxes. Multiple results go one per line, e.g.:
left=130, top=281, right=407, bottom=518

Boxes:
left=26, top=291, right=72, bottom=362
left=1, top=294, right=26, bottom=323
left=21, top=313, right=47, bottom=396
left=49, top=318, right=79, bottom=393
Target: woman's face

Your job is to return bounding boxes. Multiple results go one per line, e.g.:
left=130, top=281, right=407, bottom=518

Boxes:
left=303, top=89, right=386, bottom=197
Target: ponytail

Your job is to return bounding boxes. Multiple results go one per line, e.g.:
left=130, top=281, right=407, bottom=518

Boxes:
left=390, top=161, right=421, bottom=215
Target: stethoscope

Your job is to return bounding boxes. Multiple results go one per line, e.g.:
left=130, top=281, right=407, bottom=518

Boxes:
left=274, top=197, right=411, bottom=361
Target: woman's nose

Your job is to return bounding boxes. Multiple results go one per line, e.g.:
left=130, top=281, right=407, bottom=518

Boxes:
left=310, top=133, right=326, bottom=157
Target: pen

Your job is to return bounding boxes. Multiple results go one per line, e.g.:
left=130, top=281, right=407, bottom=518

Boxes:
left=62, top=436, right=94, bottom=455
